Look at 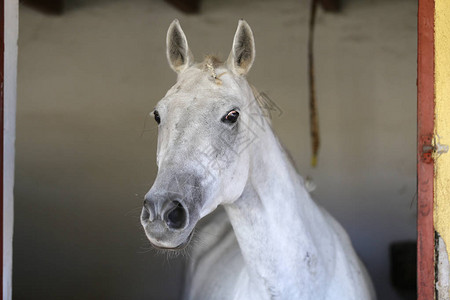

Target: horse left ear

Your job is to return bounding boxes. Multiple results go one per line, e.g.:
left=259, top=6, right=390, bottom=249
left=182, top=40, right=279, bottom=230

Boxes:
left=227, top=20, right=255, bottom=76
left=166, top=19, right=193, bottom=73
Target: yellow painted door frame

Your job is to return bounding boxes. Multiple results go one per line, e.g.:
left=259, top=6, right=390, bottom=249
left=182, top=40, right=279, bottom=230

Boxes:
left=433, top=0, right=450, bottom=299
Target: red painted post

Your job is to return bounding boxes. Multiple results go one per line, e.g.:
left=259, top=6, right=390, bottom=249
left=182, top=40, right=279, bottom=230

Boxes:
left=417, top=0, right=435, bottom=299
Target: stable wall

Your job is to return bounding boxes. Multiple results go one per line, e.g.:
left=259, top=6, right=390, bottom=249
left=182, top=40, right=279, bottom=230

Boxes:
left=14, top=0, right=416, bottom=299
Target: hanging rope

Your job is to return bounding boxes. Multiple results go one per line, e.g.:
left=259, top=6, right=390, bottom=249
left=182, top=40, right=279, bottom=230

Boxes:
left=308, top=0, right=320, bottom=167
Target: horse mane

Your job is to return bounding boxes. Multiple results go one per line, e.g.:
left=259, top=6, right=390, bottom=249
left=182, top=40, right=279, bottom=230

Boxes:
left=249, top=84, right=305, bottom=180
left=249, top=84, right=271, bottom=125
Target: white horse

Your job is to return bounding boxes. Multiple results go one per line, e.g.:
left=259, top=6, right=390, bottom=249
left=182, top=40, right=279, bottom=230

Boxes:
left=141, top=19, right=376, bottom=300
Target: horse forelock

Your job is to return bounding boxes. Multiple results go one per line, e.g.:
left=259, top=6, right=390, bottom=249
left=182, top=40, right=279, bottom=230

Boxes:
left=201, top=55, right=225, bottom=85
left=202, top=55, right=223, bottom=69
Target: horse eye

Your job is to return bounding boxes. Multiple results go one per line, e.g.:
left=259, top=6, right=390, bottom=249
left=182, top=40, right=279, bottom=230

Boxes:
left=153, top=110, right=161, bottom=124
left=222, top=110, right=239, bottom=124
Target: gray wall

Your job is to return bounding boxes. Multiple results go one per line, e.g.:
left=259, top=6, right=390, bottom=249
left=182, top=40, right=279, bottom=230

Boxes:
left=14, top=0, right=416, bottom=299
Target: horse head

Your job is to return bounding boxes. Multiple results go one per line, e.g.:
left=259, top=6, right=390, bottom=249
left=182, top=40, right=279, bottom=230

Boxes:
left=141, top=20, right=259, bottom=250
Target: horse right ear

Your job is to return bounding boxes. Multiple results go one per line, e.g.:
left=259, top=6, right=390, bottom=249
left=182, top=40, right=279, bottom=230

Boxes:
left=166, top=19, right=193, bottom=73
left=227, top=20, right=255, bottom=76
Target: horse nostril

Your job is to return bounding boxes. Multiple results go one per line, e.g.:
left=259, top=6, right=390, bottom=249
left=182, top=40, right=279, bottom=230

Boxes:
left=141, top=206, right=150, bottom=223
left=165, top=201, right=187, bottom=230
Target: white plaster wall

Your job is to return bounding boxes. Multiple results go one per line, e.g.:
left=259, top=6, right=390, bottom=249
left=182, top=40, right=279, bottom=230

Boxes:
left=14, top=0, right=416, bottom=299
left=4, top=0, right=18, bottom=299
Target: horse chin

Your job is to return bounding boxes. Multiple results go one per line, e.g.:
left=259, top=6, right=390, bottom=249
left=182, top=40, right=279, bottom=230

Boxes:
left=149, top=230, right=194, bottom=251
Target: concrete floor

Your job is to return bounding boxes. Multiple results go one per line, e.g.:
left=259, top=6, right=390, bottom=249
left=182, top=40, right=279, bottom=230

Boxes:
left=14, top=0, right=417, bottom=299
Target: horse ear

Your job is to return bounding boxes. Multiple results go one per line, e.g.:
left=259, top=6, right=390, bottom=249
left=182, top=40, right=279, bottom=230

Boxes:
left=166, top=19, right=193, bottom=73
left=227, top=20, right=255, bottom=76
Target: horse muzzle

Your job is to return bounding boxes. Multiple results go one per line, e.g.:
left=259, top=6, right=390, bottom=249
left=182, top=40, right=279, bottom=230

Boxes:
left=141, top=196, right=195, bottom=250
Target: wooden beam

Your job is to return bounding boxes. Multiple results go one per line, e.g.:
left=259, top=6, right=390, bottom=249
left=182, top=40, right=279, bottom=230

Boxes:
left=165, top=0, right=201, bottom=14
left=319, top=0, right=340, bottom=12
left=21, top=0, right=64, bottom=15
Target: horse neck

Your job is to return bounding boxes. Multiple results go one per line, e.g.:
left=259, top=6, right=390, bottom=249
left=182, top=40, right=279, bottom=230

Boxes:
left=223, top=102, right=334, bottom=297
